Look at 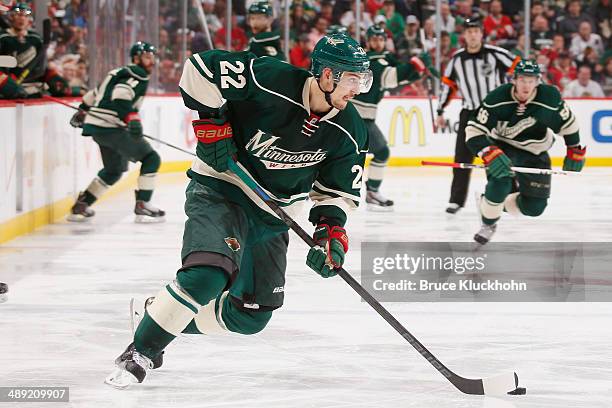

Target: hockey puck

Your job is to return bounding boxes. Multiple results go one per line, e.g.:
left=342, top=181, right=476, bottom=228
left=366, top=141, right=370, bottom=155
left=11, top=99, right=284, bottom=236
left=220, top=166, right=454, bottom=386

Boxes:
left=508, top=387, right=527, bottom=395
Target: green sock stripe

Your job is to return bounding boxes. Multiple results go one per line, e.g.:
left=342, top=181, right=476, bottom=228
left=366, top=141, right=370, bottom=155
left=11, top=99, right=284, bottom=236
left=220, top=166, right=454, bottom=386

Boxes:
left=166, top=284, right=198, bottom=314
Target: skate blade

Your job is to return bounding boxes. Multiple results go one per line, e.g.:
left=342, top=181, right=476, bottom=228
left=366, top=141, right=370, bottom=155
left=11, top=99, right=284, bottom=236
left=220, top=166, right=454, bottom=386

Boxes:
left=104, top=367, right=138, bottom=390
left=366, top=203, right=394, bottom=212
left=66, top=214, right=93, bottom=223
left=134, top=215, right=166, bottom=224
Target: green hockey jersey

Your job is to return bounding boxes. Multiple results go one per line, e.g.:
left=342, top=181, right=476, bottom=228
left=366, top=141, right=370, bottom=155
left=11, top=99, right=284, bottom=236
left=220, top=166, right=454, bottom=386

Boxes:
left=179, top=50, right=368, bottom=229
left=82, top=64, right=149, bottom=135
left=465, top=83, right=581, bottom=155
left=246, top=30, right=285, bottom=61
left=352, top=51, right=420, bottom=120
left=0, top=28, right=43, bottom=78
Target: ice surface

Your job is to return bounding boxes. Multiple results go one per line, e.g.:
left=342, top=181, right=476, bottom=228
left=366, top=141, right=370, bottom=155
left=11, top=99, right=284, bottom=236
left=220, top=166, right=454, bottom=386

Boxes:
left=1, top=168, right=611, bottom=408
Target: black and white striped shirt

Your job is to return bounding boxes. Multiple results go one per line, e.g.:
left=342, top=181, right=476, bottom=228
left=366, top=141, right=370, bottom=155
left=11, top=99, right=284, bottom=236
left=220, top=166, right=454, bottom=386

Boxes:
left=438, top=44, right=520, bottom=111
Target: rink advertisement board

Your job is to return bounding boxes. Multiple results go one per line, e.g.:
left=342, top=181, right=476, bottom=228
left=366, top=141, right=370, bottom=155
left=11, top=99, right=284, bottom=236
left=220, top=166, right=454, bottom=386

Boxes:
left=1, top=96, right=612, bottom=231
left=375, top=97, right=612, bottom=160
left=361, top=242, right=612, bottom=302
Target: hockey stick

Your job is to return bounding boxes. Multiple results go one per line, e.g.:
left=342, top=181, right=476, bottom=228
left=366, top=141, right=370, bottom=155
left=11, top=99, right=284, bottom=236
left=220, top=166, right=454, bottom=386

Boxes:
left=42, top=94, right=196, bottom=156
left=419, top=28, right=437, bottom=133
left=226, top=158, right=525, bottom=396
left=0, top=55, right=17, bottom=68
left=422, top=160, right=581, bottom=176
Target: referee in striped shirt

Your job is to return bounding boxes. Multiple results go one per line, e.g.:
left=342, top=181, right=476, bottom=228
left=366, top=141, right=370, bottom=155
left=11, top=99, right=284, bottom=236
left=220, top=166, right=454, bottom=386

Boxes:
left=436, top=16, right=520, bottom=214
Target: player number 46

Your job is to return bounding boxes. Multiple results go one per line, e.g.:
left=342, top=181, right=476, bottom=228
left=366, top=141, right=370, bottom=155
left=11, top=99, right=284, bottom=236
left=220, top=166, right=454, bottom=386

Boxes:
left=220, top=61, right=246, bottom=89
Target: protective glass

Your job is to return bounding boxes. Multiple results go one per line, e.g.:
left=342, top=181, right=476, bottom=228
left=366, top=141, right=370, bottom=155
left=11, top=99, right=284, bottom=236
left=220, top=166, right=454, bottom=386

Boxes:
left=337, top=70, right=373, bottom=94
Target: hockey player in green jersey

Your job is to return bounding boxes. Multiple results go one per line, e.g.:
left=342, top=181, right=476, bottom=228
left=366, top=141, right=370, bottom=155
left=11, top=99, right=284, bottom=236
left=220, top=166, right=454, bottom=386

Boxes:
left=465, top=59, right=585, bottom=245
left=105, top=33, right=372, bottom=388
left=353, top=25, right=435, bottom=210
left=67, top=42, right=166, bottom=223
left=0, top=3, right=79, bottom=98
left=245, top=1, right=285, bottom=60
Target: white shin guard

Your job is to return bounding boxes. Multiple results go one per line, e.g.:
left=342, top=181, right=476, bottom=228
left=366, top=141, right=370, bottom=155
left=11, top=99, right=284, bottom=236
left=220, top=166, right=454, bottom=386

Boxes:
left=503, top=192, right=522, bottom=216
left=86, top=177, right=109, bottom=199
left=138, top=173, right=157, bottom=191
left=146, top=281, right=200, bottom=336
left=193, top=291, right=230, bottom=335
left=480, top=196, right=504, bottom=220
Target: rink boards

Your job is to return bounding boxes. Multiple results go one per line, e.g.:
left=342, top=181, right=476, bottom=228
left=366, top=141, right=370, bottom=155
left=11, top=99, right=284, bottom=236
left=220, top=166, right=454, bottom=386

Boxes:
left=0, top=96, right=611, bottom=242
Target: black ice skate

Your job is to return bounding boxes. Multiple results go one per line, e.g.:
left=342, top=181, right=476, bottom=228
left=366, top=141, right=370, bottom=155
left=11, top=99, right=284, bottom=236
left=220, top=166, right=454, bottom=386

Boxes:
left=66, top=192, right=95, bottom=222
left=134, top=200, right=166, bottom=223
left=105, top=344, right=154, bottom=389
left=115, top=342, right=164, bottom=370
left=366, top=191, right=394, bottom=212
left=445, top=203, right=462, bottom=214
left=0, top=282, right=8, bottom=304
left=473, top=223, right=497, bottom=246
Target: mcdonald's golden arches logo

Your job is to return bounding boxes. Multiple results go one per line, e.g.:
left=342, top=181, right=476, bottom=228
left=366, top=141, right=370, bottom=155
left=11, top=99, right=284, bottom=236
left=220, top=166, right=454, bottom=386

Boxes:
left=388, top=106, right=426, bottom=147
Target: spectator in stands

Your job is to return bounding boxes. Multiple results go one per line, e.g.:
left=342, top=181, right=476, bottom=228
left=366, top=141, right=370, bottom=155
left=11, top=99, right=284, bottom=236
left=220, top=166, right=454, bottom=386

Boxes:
left=563, top=65, right=605, bottom=96
left=601, top=57, right=612, bottom=96
left=557, top=0, right=596, bottom=43
left=422, top=17, right=436, bottom=52
left=587, top=0, right=611, bottom=46
left=63, top=0, right=86, bottom=28
left=439, top=2, right=456, bottom=34
left=378, top=0, right=404, bottom=39
left=213, top=15, right=248, bottom=51
left=290, top=1, right=313, bottom=39
left=549, top=51, right=578, bottom=91
left=157, top=29, right=174, bottom=61
left=308, top=16, right=329, bottom=51
left=570, top=21, right=605, bottom=62
left=202, top=0, right=223, bottom=34
left=289, top=33, right=311, bottom=69
left=158, top=59, right=180, bottom=93
left=532, top=15, right=554, bottom=50
left=550, top=33, right=566, bottom=60
left=483, top=0, right=514, bottom=44
left=438, top=30, right=456, bottom=72
left=479, top=0, right=491, bottom=17
left=366, top=0, right=385, bottom=17
left=395, top=15, right=422, bottom=63
left=536, top=51, right=555, bottom=85
left=531, top=1, right=545, bottom=20
left=318, top=0, right=334, bottom=24
left=340, top=0, right=373, bottom=35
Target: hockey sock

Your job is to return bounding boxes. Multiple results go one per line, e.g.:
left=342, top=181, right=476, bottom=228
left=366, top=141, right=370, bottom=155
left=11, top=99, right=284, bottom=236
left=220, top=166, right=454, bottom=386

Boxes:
left=136, top=151, right=161, bottom=202
left=83, top=177, right=110, bottom=205
left=481, top=178, right=512, bottom=225
left=366, top=160, right=387, bottom=191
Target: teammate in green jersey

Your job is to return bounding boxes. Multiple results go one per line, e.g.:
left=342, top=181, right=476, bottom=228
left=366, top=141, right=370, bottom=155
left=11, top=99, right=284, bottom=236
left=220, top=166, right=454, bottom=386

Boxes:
left=353, top=25, right=435, bottom=210
left=465, top=59, right=585, bottom=245
left=245, top=1, right=285, bottom=60
left=67, top=42, right=166, bottom=224
left=0, top=3, right=78, bottom=98
left=105, top=33, right=372, bottom=388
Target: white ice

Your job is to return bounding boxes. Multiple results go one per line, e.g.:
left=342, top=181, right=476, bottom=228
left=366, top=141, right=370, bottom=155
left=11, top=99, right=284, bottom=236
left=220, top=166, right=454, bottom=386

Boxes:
left=1, top=168, right=611, bottom=408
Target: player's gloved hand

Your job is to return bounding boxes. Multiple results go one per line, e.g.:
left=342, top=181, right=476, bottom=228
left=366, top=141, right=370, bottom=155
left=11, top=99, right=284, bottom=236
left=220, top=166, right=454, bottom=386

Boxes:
left=124, top=112, right=143, bottom=138
left=69, top=103, right=90, bottom=128
left=410, top=52, right=439, bottom=78
left=192, top=118, right=236, bottom=173
left=306, top=224, right=349, bottom=278
left=0, top=72, right=27, bottom=98
left=481, top=145, right=514, bottom=179
left=563, top=145, right=586, bottom=172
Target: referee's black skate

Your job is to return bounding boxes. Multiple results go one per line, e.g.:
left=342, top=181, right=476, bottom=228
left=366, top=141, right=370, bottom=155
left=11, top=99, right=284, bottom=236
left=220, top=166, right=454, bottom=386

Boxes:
left=0, top=282, right=8, bottom=303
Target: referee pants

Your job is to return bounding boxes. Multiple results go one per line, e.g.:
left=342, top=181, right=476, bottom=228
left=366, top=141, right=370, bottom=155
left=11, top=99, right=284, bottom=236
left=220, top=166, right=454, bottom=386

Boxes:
left=449, top=108, right=476, bottom=207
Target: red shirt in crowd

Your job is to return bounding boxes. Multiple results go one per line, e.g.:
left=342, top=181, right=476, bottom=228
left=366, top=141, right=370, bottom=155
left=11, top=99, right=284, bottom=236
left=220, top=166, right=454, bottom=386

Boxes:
left=483, top=14, right=514, bottom=40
